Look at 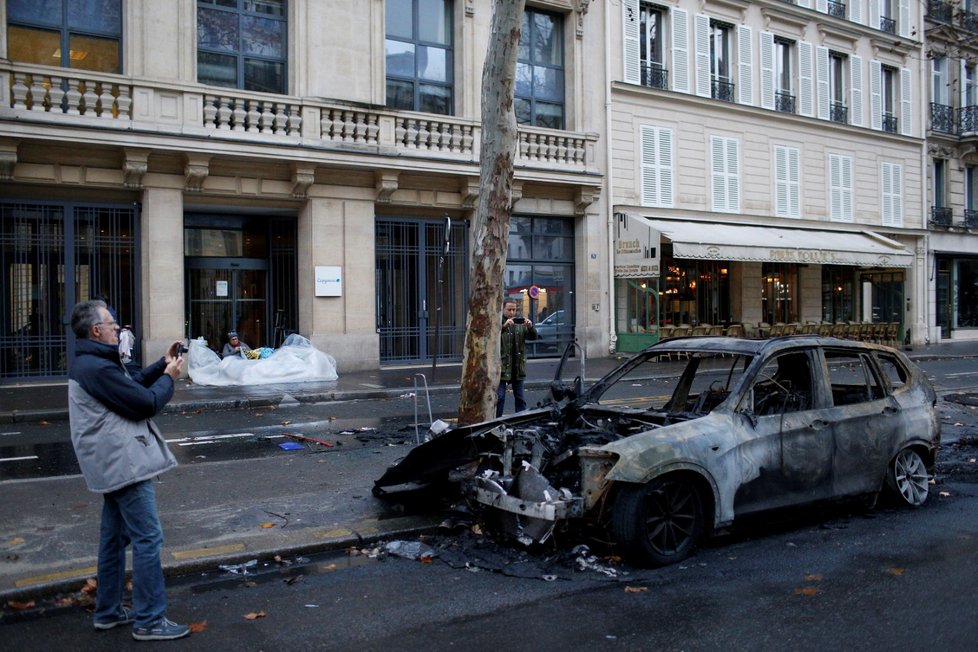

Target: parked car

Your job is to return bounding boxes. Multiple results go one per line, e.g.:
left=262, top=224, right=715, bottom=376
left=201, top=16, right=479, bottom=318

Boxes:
left=375, top=336, right=940, bottom=567
left=533, top=310, right=567, bottom=340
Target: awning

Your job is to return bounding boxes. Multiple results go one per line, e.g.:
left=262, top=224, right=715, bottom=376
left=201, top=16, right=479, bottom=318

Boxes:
left=644, top=219, right=913, bottom=268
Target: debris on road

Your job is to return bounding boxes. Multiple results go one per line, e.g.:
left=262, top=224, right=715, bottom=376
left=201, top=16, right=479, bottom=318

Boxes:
left=219, top=559, right=258, bottom=575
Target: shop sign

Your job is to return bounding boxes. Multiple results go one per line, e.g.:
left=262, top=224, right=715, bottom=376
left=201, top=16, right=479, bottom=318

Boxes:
left=614, top=213, right=660, bottom=278
left=315, top=266, right=343, bottom=297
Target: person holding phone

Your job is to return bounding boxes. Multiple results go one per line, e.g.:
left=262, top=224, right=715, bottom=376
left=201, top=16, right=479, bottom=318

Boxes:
left=67, top=299, right=191, bottom=641
left=497, top=299, right=538, bottom=417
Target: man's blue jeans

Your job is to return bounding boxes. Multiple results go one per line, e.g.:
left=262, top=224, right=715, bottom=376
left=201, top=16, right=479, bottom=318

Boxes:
left=496, top=379, right=526, bottom=418
left=94, top=479, right=166, bottom=628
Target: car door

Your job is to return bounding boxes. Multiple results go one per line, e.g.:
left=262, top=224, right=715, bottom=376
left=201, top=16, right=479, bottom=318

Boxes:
left=732, top=349, right=835, bottom=516
left=819, top=348, right=899, bottom=497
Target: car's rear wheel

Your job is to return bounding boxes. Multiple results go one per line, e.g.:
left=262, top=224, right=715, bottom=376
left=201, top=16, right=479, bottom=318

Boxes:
left=612, top=477, right=704, bottom=567
left=887, top=448, right=930, bottom=507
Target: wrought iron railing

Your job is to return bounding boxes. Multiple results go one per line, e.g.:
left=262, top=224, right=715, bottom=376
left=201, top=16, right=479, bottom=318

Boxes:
left=641, top=63, right=669, bottom=90
left=926, top=0, right=953, bottom=23
left=712, top=77, right=735, bottom=102
left=961, top=10, right=978, bottom=32
left=775, top=91, right=796, bottom=114
left=827, top=0, right=847, bottom=19
left=965, top=210, right=978, bottom=228
left=880, top=16, right=897, bottom=33
left=959, top=106, right=978, bottom=133
left=830, top=102, right=848, bottom=124
left=930, top=207, right=953, bottom=227
left=930, top=103, right=955, bottom=133
left=882, top=112, right=898, bottom=133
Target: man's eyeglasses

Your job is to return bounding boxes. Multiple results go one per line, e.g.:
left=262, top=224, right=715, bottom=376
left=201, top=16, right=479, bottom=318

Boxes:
left=98, top=320, right=119, bottom=327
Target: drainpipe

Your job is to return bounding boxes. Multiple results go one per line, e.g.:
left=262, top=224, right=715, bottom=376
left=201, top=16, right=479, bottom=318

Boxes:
left=605, top=1, right=617, bottom=355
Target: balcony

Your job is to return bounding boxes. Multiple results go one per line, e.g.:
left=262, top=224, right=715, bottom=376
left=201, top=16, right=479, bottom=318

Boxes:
left=775, top=91, right=796, bottom=114
left=830, top=102, right=848, bottom=124
left=882, top=112, right=898, bottom=133
left=0, top=62, right=599, bottom=176
left=712, top=77, right=735, bottom=102
left=641, top=63, right=669, bottom=91
left=965, top=210, right=978, bottom=228
left=930, top=103, right=955, bottom=134
left=880, top=16, right=897, bottom=34
left=826, top=0, right=846, bottom=19
left=927, top=0, right=953, bottom=23
left=961, top=10, right=978, bottom=32
left=960, top=106, right=978, bottom=134
left=929, top=207, right=953, bottom=228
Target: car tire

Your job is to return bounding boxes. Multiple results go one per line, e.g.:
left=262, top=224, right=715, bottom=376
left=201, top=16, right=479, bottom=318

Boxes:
left=886, top=447, right=930, bottom=507
left=612, top=477, right=704, bottom=567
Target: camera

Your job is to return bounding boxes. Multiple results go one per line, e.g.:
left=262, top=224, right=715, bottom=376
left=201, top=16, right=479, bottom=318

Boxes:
left=175, top=343, right=189, bottom=357
left=513, top=317, right=526, bottom=324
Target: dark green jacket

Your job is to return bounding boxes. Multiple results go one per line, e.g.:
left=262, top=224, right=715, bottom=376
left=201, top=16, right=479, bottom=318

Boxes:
left=500, top=318, right=538, bottom=381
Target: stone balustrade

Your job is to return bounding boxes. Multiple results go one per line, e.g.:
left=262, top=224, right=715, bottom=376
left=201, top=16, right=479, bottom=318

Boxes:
left=7, top=68, right=131, bottom=120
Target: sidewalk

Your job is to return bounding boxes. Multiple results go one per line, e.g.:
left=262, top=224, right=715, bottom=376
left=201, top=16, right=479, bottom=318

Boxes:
left=0, top=340, right=975, bottom=605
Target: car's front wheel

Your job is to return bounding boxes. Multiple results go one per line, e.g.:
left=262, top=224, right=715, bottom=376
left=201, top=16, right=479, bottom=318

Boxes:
left=886, top=447, right=930, bottom=507
left=612, top=477, right=704, bottom=567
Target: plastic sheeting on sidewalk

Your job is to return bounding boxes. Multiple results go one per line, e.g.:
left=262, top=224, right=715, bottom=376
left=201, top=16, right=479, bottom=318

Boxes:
left=187, top=334, right=339, bottom=386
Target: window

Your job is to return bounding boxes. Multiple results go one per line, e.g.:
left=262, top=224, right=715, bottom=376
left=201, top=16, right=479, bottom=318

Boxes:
left=881, top=162, right=903, bottom=227
left=774, top=38, right=795, bottom=113
left=385, top=0, right=454, bottom=115
left=641, top=126, right=674, bottom=207
left=964, top=62, right=978, bottom=108
left=881, top=65, right=897, bottom=132
left=750, top=353, right=814, bottom=415
left=516, top=9, right=564, bottom=129
left=879, top=0, right=896, bottom=33
left=933, top=56, right=949, bottom=106
left=822, top=266, right=855, bottom=323
left=774, top=145, right=800, bottom=218
left=711, top=135, right=740, bottom=213
left=640, top=3, right=667, bottom=89
left=875, top=353, right=908, bottom=392
left=761, top=263, right=798, bottom=324
left=829, top=52, right=847, bottom=123
left=966, top=166, right=978, bottom=213
left=710, top=20, right=733, bottom=101
left=197, top=0, right=287, bottom=94
left=931, top=56, right=953, bottom=133
left=825, top=351, right=885, bottom=406
left=6, top=0, right=121, bottom=72
left=829, top=154, right=854, bottom=223
left=934, top=159, right=947, bottom=209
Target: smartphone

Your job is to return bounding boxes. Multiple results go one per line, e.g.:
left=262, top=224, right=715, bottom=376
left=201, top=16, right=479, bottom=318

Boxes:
left=175, top=343, right=189, bottom=357
left=513, top=317, right=526, bottom=324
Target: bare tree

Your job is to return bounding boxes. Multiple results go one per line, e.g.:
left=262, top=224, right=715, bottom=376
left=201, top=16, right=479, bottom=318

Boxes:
left=457, top=0, right=526, bottom=425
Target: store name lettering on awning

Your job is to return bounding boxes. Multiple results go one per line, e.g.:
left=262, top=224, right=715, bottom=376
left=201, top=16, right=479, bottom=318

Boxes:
left=768, top=248, right=840, bottom=263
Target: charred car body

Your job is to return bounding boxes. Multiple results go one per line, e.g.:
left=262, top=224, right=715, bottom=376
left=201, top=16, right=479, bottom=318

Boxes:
left=374, top=337, right=940, bottom=567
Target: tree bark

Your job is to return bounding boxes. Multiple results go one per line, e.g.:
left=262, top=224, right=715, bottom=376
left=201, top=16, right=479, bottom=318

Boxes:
left=457, top=0, right=526, bottom=425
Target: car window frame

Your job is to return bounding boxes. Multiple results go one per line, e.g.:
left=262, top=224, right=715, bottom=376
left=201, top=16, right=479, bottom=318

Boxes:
left=820, top=347, right=890, bottom=407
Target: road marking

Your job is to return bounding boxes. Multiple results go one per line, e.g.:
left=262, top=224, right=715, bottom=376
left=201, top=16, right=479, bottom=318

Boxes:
left=171, top=543, right=245, bottom=560
left=945, top=372, right=978, bottom=378
left=0, top=455, right=38, bottom=463
left=1, top=431, right=22, bottom=436
left=165, top=432, right=256, bottom=444
left=16, top=565, right=98, bottom=588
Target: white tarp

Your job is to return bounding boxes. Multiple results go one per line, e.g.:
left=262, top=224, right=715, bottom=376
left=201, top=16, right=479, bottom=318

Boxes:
left=187, top=334, right=338, bottom=386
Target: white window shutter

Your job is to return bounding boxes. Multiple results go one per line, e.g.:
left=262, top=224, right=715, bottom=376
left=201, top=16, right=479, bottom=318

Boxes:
left=829, top=155, right=843, bottom=221
left=881, top=163, right=892, bottom=225
left=760, top=32, right=775, bottom=110
left=961, top=58, right=968, bottom=109
left=850, top=55, right=863, bottom=126
left=738, top=25, right=753, bottom=105
left=798, top=0, right=813, bottom=8
left=898, top=0, right=910, bottom=38
left=850, top=0, right=863, bottom=25
left=870, top=60, right=882, bottom=131
left=892, top=164, right=903, bottom=226
left=817, top=0, right=828, bottom=13
left=841, top=157, right=853, bottom=222
left=711, top=137, right=726, bottom=211
left=727, top=138, right=740, bottom=212
left=870, top=0, right=881, bottom=32
left=816, top=46, right=830, bottom=120
left=659, top=128, right=674, bottom=206
left=900, top=67, right=912, bottom=136
left=788, top=147, right=800, bottom=217
left=641, top=126, right=658, bottom=206
left=694, top=14, right=711, bottom=98
left=775, top=146, right=788, bottom=216
left=623, top=0, right=641, bottom=84
left=672, top=9, right=690, bottom=93
left=799, top=42, right=815, bottom=117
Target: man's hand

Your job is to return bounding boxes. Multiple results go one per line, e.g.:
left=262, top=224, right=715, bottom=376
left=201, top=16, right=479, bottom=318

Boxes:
left=164, top=355, right=184, bottom=380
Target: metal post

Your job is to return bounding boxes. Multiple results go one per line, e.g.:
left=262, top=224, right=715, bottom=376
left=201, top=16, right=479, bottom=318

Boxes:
left=431, top=216, right=451, bottom=377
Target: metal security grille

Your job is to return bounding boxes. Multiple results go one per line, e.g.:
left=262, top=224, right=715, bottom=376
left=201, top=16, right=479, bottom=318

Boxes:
left=1, top=201, right=139, bottom=380
left=376, top=217, right=468, bottom=364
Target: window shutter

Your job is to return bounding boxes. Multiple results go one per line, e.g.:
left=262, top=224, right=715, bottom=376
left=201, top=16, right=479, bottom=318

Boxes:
left=659, top=128, right=674, bottom=206
left=788, top=147, right=800, bottom=217
left=799, top=41, right=815, bottom=117
left=900, top=67, right=912, bottom=136
left=961, top=58, right=968, bottom=109
left=870, top=0, right=881, bottom=32
left=850, top=55, right=863, bottom=126
left=850, top=0, right=863, bottom=25
left=830, top=155, right=843, bottom=221
left=816, top=46, right=830, bottom=120
left=798, top=0, right=813, bottom=8
left=641, top=126, right=674, bottom=207
left=695, top=14, right=711, bottom=98
left=760, top=32, right=775, bottom=110
left=623, top=0, right=641, bottom=84
left=726, top=137, right=740, bottom=212
left=711, top=136, right=740, bottom=213
left=841, top=156, right=853, bottom=222
left=870, top=60, right=882, bottom=131
left=738, top=25, right=753, bottom=105
left=775, top=146, right=788, bottom=216
left=891, top=164, right=903, bottom=226
left=898, top=0, right=910, bottom=38
left=672, top=9, right=690, bottom=93
left=881, top=162, right=892, bottom=225
left=817, top=0, right=828, bottom=12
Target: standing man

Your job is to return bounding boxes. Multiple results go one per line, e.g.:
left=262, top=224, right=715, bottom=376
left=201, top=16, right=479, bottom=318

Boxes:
left=68, top=299, right=190, bottom=641
left=497, top=299, right=538, bottom=417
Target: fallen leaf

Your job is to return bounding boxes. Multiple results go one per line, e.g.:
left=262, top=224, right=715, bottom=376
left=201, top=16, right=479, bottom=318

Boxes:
left=244, top=611, right=266, bottom=620
left=54, top=597, right=77, bottom=607
left=471, top=524, right=483, bottom=535
left=5, top=536, right=25, bottom=547
left=81, top=578, right=97, bottom=593
left=259, top=523, right=275, bottom=529
left=281, top=421, right=291, bottom=426
left=254, top=413, right=264, bottom=417
left=940, top=491, right=951, bottom=497
left=320, top=563, right=337, bottom=572
left=37, top=420, right=49, bottom=426
left=624, top=586, right=648, bottom=593
left=189, top=621, right=208, bottom=633
left=284, top=575, right=304, bottom=586
left=804, top=574, right=823, bottom=582
left=6, top=600, right=35, bottom=610
left=794, top=587, right=822, bottom=596
left=885, top=567, right=905, bottom=576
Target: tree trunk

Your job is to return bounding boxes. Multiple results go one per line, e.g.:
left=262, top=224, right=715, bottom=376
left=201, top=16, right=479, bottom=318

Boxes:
left=457, top=0, right=526, bottom=425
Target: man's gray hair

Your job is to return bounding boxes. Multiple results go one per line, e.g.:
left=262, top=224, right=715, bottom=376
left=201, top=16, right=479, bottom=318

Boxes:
left=71, top=300, right=107, bottom=339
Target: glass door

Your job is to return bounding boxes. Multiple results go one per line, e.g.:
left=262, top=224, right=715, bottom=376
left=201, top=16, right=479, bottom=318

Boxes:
left=186, top=262, right=267, bottom=353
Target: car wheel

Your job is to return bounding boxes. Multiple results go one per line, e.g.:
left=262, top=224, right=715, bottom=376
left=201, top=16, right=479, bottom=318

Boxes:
left=887, top=448, right=930, bottom=507
left=612, top=477, right=704, bottom=567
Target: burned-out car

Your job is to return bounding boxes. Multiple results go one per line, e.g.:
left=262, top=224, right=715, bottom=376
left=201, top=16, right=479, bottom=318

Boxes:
left=374, top=337, right=940, bottom=567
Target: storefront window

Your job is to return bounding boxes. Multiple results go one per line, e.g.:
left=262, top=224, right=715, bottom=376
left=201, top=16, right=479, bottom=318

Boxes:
left=860, top=270, right=903, bottom=324
left=658, top=247, right=730, bottom=326
left=957, top=260, right=978, bottom=328
left=821, top=266, right=855, bottom=323
left=761, top=263, right=797, bottom=324
left=616, top=277, right=658, bottom=333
